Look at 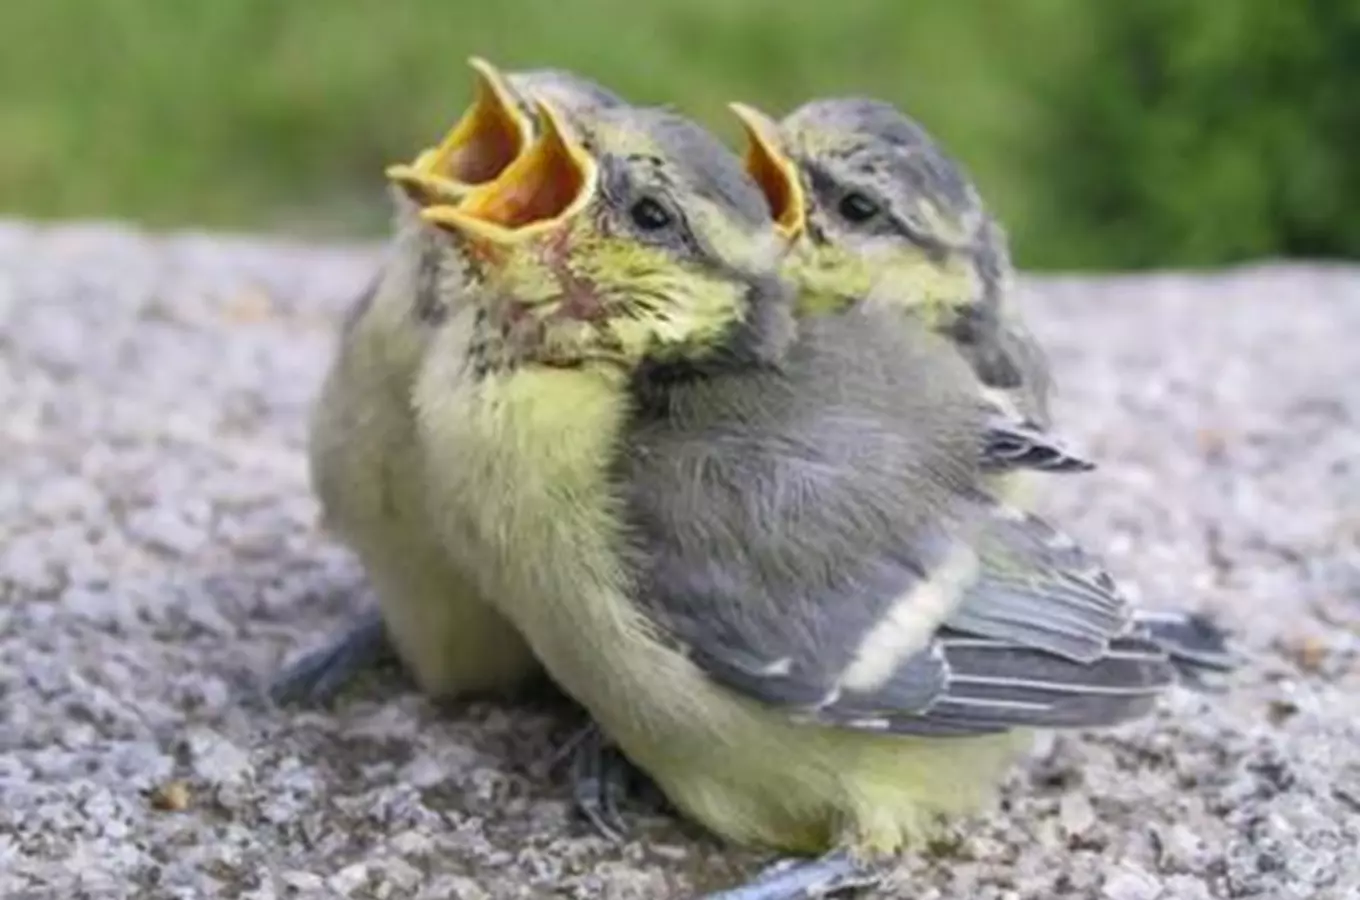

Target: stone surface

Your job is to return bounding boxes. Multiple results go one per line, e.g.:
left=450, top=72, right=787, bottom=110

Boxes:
left=1, top=220, right=1357, bottom=899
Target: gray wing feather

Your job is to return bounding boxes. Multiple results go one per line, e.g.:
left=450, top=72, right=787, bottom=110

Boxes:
left=1133, top=610, right=1239, bottom=687
left=981, top=414, right=1096, bottom=474
left=924, top=631, right=1171, bottom=727
left=944, top=506, right=1130, bottom=662
left=622, top=311, right=1177, bottom=737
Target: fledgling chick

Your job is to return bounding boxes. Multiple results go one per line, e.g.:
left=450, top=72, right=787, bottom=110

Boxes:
left=271, top=59, right=625, bottom=706
left=726, top=97, right=1232, bottom=688
left=410, top=100, right=1230, bottom=899
left=728, top=98, right=1091, bottom=491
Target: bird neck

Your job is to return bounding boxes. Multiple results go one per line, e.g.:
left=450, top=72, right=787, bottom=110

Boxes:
left=412, top=337, right=695, bottom=736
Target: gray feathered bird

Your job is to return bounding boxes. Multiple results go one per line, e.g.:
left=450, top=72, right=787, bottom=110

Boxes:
left=724, top=97, right=1231, bottom=688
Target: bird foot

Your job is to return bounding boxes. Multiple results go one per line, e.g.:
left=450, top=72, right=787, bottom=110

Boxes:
left=702, top=850, right=883, bottom=900
left=269, top=609, right=393, bottom=706
left=569, top=723, right=635, bottom=842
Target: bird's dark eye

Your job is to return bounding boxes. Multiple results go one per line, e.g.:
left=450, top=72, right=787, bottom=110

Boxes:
left=629, top=197, right=673, bottom=231
left=837, top=191, right=880, bottom=223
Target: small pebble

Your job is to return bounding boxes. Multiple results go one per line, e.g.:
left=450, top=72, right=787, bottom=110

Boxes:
left=147, top=780, right=191, bottom=812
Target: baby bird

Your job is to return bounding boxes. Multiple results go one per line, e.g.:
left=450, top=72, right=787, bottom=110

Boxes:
left=410, top=100, right=1227, bottom=899
left=271, top=59, right=624, bottom=706
left=729, top=98, right=1090, bottom=488
left=726, top=97, right=1232, bottom=690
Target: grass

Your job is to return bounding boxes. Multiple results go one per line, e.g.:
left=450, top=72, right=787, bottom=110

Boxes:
left=0, top=1, right=1089, bottom=265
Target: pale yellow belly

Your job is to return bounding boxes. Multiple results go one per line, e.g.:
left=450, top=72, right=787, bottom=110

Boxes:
left=308, top=330, right=539, bottom=699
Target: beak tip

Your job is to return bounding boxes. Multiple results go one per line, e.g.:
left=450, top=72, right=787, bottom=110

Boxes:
left=417, top=207, right=458, bottom=234
left=529, top=99, right=590, bottom=166
left=729, top=101, right=773, bottom=132
left=466, top=55, right=497, bottom=78
left=531, top=97, right=562, bottom=131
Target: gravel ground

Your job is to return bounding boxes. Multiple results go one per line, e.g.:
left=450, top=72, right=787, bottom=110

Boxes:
left=1, top=219, right=1357, bottom=900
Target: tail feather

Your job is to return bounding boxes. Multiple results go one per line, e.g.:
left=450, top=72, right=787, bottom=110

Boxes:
left=1133, top=610, right=1239, bottom=688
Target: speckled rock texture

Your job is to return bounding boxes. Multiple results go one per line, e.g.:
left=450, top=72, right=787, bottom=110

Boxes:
left=1, top=220, right=1357, bottom=899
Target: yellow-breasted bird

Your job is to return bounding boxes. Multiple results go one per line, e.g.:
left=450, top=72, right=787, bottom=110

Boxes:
left=408, top=99, right=1233, bottom=899
left=270, top=59, right=625, bottom=706
left=728, top=97, right=1096, bottom=493
left=725, top=97, right=1232, bottom=688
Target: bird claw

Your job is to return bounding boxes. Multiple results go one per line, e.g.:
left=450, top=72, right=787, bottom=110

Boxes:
left=269, top=609, right=392, bottom=706
left=568, top=724, right=634, bottom=842
left=702, top=850, right=883, bottom=900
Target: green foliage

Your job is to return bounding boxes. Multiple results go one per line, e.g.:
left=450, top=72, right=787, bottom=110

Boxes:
left=1032, top=0, right=1360, bottom=268
left=0, top=1, right=1353, bottom=268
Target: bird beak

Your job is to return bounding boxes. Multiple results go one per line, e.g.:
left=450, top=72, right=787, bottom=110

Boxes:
left=421, top=98, right=599, bottom=248
left=729, top=102, right=807, bottom=241
left=385, top=56, right=534, bottom=205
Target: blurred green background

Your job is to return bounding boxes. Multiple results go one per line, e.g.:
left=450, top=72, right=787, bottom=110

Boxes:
left=2, top=0, right=1356, bottom=269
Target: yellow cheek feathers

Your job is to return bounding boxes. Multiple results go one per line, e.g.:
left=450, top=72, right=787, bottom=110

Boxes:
left=729, top=101, right=807, bottom=242
left=420, top=97, right=600, bottom=254
left=385, top=56, right=535, bottom=206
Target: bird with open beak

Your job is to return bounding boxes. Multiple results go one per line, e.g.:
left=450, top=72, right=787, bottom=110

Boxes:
left=271, top=59, right=625, bottom=708
left=727, top=97, right=1097, bottom=498
left=399, top=98, right=1233, bottom=899
left=725, top=96, right=1232, bottom=688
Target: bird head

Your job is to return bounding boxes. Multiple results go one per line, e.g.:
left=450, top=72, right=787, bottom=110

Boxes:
left=418, top=100, right=795, bottom=375
left=730, top=98, right=1007, bottom=325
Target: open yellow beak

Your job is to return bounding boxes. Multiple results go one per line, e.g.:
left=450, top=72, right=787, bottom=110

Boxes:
left=385, top=57, right=534, bottom=206
left=729, top=102, right=807, bottom=241
left=421, top=98, right=599, bottom=248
